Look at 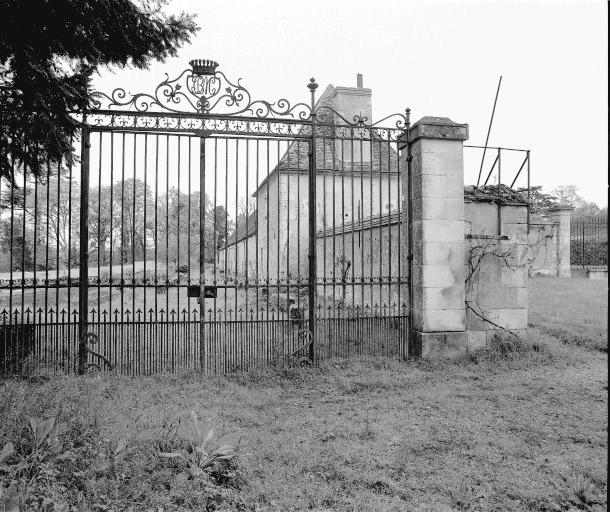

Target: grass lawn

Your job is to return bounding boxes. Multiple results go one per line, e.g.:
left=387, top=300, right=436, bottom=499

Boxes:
left=0, top=278, right=607, bottom=511
left=528, top=276, right=608, bottom=352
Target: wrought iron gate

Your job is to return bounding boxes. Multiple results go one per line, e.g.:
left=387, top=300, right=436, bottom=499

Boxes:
left=0, top=59, right=411, bottom=375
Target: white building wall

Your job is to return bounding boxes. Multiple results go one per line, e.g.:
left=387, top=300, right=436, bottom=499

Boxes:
left=217, top=171, right=400, bottom=284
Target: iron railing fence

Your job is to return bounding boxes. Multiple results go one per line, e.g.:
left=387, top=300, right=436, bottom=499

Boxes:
left=570, top=217, right=608, bottom=269
left=0, top=311, right=408, bottom=375
left=0, top=59, right=413, bottom=375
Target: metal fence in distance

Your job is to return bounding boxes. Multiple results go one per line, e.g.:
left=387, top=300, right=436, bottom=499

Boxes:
left=570, top=217, right=608, bottom=269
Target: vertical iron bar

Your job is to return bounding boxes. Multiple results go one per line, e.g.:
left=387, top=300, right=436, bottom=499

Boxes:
left=165, top=135, right=170, bottom=370
left=331, top=130, right=337, bottom=357
left=282, top=137, right=289, bottom=356
left=55, top=157, right=62, bottom=369
left=120, top=133, right=125, bottom=368
left=176, top=136, right=181, bottom=372
left=396, top=121, right=402, bottom=358
left=212, top=137, right=218, bottom=371
left=476, top=76, right=502, bottom=187
left=21, top=159, right=26, bottom=340
left=8, top=155, right=15, bottom=360
left=44, top=158, right=50, bottom=365
left=405, top=109, right=413, bottom=357
left=358, top=137, right=364, bottom=354
left=245, top=138, right=250, bottom=368
left=274, top=140, right=280, bottom=364
left=143, top=134, right=148, bottom=373
left=255, top=139, right=260, bottom=364
left=340, top=122, right=346, bottom=356
left=265, top=140, right=270, bottom=365
left=32, top=149, right=39, bottom=367
left=154, top=135, right=159, bottom=372
left=234, top=138, right=239, bottom=367
left=307, top=78, right=318, bottom=362
left=321, top=135, right=326, bottom=353
left=132, top=134, right=137, bottom=374
left=187, top=136, right=192, bottom=369
left=526, top=150, right=530, bottom=234
left=350, top=130, right=355, bottom=334
left=581, top=222, right=585, bottom=270
left=497, top=148, right=502, bottom=236
left=109, top=133, right=114, bottom=370
left=297, top=139, right=302, bottom=351
left=97, top=133, right=102, bottom=356
left=78, top=126, right=91, bottom=374
left=224, top=139, right=229, bottom=372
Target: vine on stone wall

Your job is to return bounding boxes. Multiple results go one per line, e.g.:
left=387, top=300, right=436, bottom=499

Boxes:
left=464, top=228, right=554, bottom=338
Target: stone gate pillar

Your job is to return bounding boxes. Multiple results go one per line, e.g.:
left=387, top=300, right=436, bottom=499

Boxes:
left=549, top=206, right=573, bottom=278
left=400, top=117, right=469, bottom=357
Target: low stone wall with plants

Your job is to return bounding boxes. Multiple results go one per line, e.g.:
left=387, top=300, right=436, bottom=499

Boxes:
left=463, top=198, right=563, bottom=348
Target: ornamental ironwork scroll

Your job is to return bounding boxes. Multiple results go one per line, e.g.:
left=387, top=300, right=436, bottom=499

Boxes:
left=90, top=58, right=409, bottom=129
left=91, top=59, right=312, bottom=119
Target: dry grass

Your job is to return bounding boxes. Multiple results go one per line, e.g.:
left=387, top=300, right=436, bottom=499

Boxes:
left=1, top=277, right=607, bottom=511
left=1, top=340, right=607, bottom=511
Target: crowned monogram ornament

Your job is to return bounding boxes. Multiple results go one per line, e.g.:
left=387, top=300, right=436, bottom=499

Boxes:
left=186, top=59, right=220, bottom=98
left=89, top=58, right=409, bottom=135
left=91, top=58, right=312, bottom=118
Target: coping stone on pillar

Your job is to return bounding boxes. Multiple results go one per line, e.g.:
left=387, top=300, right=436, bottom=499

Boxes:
left=548, top=206, right=575, bottom=213
left=398, top=116, right=469, bottom=148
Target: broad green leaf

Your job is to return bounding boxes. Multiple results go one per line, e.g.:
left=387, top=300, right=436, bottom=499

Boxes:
left=0, top=442, right=14, bottom=463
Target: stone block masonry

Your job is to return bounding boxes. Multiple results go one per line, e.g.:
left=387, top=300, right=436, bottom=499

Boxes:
left=402, top=116, right=551, bottom=358
left=464, top=202, right=530, bottom=346
left=400, top=117, right=469, bottom=358
left=549, top=207, right=573, bottom=278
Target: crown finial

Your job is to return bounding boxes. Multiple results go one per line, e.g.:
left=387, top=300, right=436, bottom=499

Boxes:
left=307, top=77, right=318, bottom=91
left=189, top=59, right=219, bottom=76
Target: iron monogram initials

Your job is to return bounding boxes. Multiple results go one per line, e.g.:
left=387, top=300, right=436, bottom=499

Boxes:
left=187, top=74, right=220, bottom=96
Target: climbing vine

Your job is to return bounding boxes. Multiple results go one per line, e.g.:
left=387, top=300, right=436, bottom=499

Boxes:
left=464, top=226, right=554, bottom=338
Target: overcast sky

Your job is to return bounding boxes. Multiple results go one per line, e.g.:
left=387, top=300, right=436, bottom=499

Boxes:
left=94, top=0, right=608, bottom=206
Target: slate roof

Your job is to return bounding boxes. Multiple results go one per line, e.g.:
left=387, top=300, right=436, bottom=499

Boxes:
left=253, top=84, right=400, bottom=195
left=223, top=210, right=258, bottom=248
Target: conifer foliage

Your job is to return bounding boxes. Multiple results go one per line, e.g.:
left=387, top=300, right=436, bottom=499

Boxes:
left=0, top=0, right=198, bottom=179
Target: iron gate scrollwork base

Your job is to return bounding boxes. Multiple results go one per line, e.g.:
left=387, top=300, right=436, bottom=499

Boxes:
left=83, top=332, right=114, bottom=372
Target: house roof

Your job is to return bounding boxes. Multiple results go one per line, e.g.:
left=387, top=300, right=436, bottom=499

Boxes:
left=223, top=210, right=257, bottom=248
left=253, top=84, right=400, bottom=196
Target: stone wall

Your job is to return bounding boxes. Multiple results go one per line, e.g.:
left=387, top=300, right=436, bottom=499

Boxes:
left=464, top=201, right=529, bottom=348
left=464, top=200, right=570, bottom=278
left=527, top=217, right=559, bottom=276
left=463, top=201, right=572, bottom=348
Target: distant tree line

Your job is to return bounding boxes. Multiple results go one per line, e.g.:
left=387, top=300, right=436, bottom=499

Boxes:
left=0, top=175, right=234, bottom=272
left=517, top=185, right=607, bottom=219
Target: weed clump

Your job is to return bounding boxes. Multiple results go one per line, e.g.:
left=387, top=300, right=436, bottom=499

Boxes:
left=0, top=401, right=245, bottom=511
left=467, top=331, right=551, bottom=364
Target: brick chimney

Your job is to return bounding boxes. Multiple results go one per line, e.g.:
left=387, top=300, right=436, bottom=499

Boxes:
left=328, top=74, right=373, bottom=162
left=328, top=75, right=372, bottom=123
